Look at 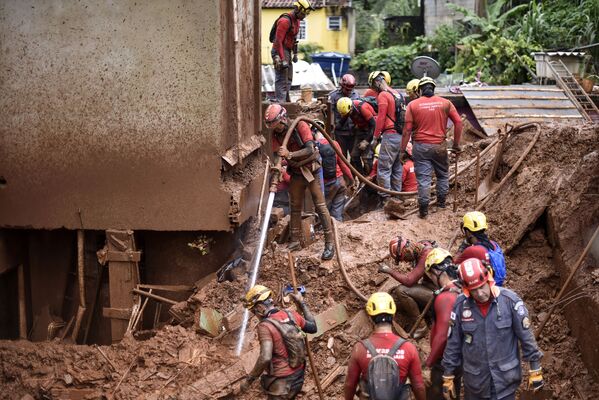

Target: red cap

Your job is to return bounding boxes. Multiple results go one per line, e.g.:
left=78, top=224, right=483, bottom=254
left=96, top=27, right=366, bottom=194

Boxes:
left=340, top=74, right=356, bottom=89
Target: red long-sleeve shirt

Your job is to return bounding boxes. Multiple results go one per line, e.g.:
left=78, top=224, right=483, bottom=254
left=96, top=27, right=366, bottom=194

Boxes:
left=271, top=121, right=314, bottom=175
left=402, top=160, right=417, bottom=192
left=426, top=284, right=459, bottom=367
left=373, top=90, right=400, bottom=138
left=388, top=247, right=433, bottom=287
left=272, top=13, right=300, bottom=59
left=401, top=95, right=462, bottom=150
left=344, top=332, right=424, bottom=400
left=350, top=100, right=376, bottom=130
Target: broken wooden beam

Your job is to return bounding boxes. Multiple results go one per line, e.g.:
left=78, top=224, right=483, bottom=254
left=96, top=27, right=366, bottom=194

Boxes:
left=132, top=288, right=177, bottom=305
left=307, top=303, right=348, bottom=341
left=137, top=284, right=194, bottom=292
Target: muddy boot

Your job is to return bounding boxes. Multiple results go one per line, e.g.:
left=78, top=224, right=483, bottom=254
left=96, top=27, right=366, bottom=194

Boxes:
left=418, top=203, right=428, bottom=219
left=288, top=228, right=302, bottom=251
left=437, top=196, right=446, bottom=209
left=412, top=319, right=428, bottom=340
left=321, top=242, right=335, bottom=260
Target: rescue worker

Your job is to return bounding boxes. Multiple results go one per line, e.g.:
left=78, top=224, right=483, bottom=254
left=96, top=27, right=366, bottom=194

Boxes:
left=336, top=96, right=377, bottom=175
left=402, top=142, right=417, bottom=192
left=265, top=104, right=335, bottom=260
left=328, top=74, right=360, bottom=159
left=442, top=258, right=544, bottom=400
left=271, top=0, right=314, bottom=102
left=406, top=79, right=420, bottom=101
left=313, top=122, right=353, bottom=222
left=455, top=211, right=507, bottom=286
left=370, top=70, right=405, bottom=199
left=423, top=248, right=462, bottom=399
left=273, top=162, right=291, bottom=215
left=401, top=77, right=463, bottom=218
left=379, top=236, right=436, bottom=339
left=344, top=292, right=426, bottom=400
left=240, top=285, right=318, bottom=399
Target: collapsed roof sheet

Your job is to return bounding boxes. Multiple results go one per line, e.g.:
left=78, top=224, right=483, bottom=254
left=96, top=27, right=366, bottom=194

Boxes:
left=461, top=85, right=584, bottom=135
left=261, top=61, right=336, bottom=92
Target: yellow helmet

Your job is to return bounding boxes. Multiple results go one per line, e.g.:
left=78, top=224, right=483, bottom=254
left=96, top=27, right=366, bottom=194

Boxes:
left=365, top=292, right=396, bottom=317
left=336, top=97, right=353, bottom=116
left=418, top=76, right=436, bottom=88
left=293, top=0, right=314, bottom=13
left=368, top=71, right=391, bottom=87
left=425, top=248, right=453, bottom=272
left=462, top=211, right=488, bottom=232
left=244, top=285, right=272, bottom=309
left=406, top=79, right=420, bottom=94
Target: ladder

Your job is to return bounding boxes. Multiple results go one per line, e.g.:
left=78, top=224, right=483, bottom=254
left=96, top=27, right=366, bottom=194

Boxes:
left=547, top=60, right=599, bottom=123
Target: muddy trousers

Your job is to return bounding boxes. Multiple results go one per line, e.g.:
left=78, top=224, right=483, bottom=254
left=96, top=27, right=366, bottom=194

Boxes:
left=288, top=171, right=334, bottom=245
left=271, top=48, right=293, bottom=103
left=413, top=141, right=449, bottom=207
left=391, top=284, right=434, bottom=326
left=377, top=132, right=403, bottom=196
left=324, top=177, right=347, bottom=222
left=429, top=361, right=462, bottom=400
left=261, top=368, right=305, bottom=399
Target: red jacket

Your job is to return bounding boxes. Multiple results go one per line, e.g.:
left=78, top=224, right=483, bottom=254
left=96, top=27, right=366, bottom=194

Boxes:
left=426, top=283, right=459, bottom=367
left=374, top=89, right=400, bottom=138
left=344, top=332, right=424, bottom=399
left=402, top=95, right=462, bottom=147
left=272, top=13, right=300, bottom=59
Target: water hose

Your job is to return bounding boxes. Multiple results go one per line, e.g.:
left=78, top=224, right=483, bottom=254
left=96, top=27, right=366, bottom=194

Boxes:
left=331, top=219, right=368, bottom=301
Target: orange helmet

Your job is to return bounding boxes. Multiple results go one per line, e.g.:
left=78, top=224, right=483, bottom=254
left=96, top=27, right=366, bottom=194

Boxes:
left=340, top=74, right=356, bottom=90
left=458, top=258, right=493, bottom=295
left=264, top=104, right=288, bottom=128
left=389, top=236, right=408, bottom=264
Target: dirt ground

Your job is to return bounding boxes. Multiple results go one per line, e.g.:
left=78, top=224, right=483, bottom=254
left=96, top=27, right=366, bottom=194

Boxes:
left=1, top=122, right=598, bottom=399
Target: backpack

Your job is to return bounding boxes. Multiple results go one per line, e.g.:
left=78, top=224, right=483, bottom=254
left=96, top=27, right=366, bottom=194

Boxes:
left=316, top=141, right=337, bottom=180
left=362, top=338, right=406, bottom=400
left=386, top=90, right=407, bottom=133
left=269, top=14, right=293, bottom=43
left=358, top=96, right=379, bottom=113
left=264, top=311, right=307, bottom=369
left=487, top=241, right=506, bottom=286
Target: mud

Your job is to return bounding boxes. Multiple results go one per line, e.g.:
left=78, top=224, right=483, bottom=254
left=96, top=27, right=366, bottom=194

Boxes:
left=0, top=122, right=598, bottom=399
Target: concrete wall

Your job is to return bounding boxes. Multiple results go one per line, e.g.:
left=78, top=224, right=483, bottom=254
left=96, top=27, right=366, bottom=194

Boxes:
left=424, top=0, right=475, bottom=36
left=0, top=0, right=261, bottom=231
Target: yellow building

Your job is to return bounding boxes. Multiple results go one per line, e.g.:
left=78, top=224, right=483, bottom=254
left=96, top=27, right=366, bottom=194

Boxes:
left=261, top=0, right=355, bottom=65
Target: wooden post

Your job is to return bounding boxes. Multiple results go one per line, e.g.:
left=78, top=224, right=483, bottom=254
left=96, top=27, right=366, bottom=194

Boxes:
left=71, top=230, right=86, bottom=342
left=18, top=264, right=27, bottom=339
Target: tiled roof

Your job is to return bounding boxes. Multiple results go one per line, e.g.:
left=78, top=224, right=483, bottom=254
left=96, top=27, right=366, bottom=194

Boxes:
left=262, top=0, right=325, bottom=8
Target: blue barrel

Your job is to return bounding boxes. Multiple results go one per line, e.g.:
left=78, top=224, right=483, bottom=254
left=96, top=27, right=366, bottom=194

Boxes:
left=310, top=52, right=351, bottom=79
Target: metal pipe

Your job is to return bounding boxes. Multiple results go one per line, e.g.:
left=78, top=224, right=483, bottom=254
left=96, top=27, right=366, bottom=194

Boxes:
left=331, top=219, right=368, bottom=301
left=235, top=191, right=276, bottom=356
left=287, top=252, right=325, bottom=400
left=71, top=230, right=86, bottom=342
left=536, top=225, right=599, bottom=339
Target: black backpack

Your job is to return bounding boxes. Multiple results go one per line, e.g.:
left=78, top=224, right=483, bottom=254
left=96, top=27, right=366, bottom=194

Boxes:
left=386, top=90, right=407, bottom=133
left=362, top=338, right=406, bottom=400
left=358, top=96, right=379, bottom=113
left=264, top=311, right=307, bottom=369
left=269, top=14, right=293, bottom=43
left=317, top=141, right=337, bottom=180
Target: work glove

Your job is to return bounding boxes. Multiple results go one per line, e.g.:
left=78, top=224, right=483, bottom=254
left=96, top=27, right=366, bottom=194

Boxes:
left=289, top=292, right=304, bottom=304
left=528, top=368, right=544, bottom=391
left=442, top=375, right=456, bottom=400
left=378, top=264, right=391, bottom=274
left=273, top=55, right=282, bottom=70
left=277, top=146, right=290, bottom=159
left=239, top=375, right=256, bottom=393
left=292, top=54, right=298, bottom=63
left=358, top=140, right=369, bottom=151
left=281, top=60, right=289, bottom=69
left=450, top=144, right=462, bottom=154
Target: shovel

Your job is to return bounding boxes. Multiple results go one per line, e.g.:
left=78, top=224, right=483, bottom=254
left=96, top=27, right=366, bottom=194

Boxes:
left=477, top=131, right=509, bottom=201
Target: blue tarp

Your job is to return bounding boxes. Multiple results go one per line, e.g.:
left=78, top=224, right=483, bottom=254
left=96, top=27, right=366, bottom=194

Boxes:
left=310, top=52, right=351, bottom=80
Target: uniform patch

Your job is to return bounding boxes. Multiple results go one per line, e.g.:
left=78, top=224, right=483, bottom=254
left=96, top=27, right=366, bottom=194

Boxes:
left=522, top=317, right=530, bottom=329
left=462, top=309, right=472, bottom=319
left=450, top=311, right=456, bottom=321
left=464, top=333, right=473, bottom=344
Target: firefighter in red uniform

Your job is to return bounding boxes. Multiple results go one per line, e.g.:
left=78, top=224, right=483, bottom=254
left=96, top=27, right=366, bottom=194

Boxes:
left=336, top=96, right=377, bottom=175
left=344, top=292, right=426, bottom=400
left=271, top=0, right=314, bottom=102
left=240, top=285, right=317, bottom=399
left=379, top=236, right=436, bottom=339
left=401, top=77, right=463, bottom=218
left=265, top=104, right=335, bottom=260
left=402, top=142, right=418, bottom=192
left=423, top=248, right=462, bottom=399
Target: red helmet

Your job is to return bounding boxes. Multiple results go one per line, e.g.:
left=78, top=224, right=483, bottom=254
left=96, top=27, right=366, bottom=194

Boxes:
left=340, top=74, right=356, bottom=90
left=405, top=142, right=413, bottom=157
left=389, top=236, right=408, bottom=264
left=264, top=104, right=288, bottom=128
left=458, top=258, right=491, bottom=293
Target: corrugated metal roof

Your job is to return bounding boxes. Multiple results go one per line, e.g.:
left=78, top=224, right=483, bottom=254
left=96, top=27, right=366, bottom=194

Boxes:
left=262, top=0, right=325, bottom=8
left=461, top=85, right=584, bottom=135
left=531, top=51, right=586, bottom=57
left=262, top=61, right=335, bottom=92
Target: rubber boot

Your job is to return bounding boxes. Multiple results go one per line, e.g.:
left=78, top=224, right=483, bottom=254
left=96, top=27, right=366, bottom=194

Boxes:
left=418, top=203, right=428, bottom=219
left=288, top=228, right=302, bottom=251
left=321, top=242, right=335, bottom=261
left=437, top=196, right=446, bottom=209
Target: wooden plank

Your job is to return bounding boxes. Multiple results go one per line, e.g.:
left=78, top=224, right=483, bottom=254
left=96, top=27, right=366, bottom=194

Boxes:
left=102, top=307, right=132, bottom=320
left=307, top=303, right=348, bottom=341
left=138, top=283, right=194, bottom=292
left=106, top=250, right=141, bottom=262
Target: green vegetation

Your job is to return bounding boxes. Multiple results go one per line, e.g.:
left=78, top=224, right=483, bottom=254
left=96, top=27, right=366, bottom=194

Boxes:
left=298, top=42, right=323, bottom=63
left=352, top=0, right=599, bottom=85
